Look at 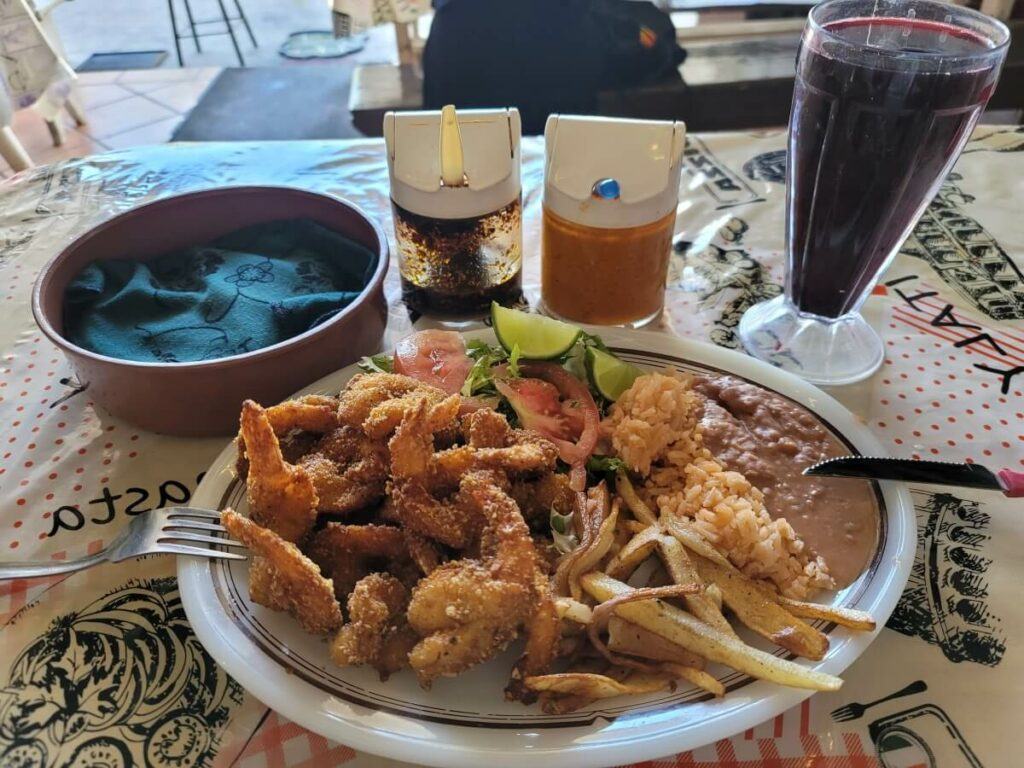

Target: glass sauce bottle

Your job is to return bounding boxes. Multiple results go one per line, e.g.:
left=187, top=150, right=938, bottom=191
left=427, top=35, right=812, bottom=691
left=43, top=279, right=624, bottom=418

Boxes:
left=541, top=115, right=686, bottom=327
left=385, top=106, right=523, bottom=320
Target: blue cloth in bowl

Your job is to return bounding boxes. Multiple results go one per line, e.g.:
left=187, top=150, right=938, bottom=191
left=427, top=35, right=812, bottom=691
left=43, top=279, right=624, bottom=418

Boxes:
left=63, top=218, right=377, bottom=363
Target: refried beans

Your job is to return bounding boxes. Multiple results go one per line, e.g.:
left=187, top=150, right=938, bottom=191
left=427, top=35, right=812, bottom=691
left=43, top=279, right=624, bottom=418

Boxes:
left=694, top=375, right=878, bottom=587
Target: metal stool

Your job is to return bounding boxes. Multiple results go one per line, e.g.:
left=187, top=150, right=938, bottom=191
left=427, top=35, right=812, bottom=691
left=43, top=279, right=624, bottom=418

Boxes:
left=167, top=0, right=258, bottom=67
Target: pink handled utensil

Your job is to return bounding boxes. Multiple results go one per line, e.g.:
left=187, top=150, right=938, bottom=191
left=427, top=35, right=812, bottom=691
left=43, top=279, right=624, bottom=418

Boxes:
left=804, top=457, right=1024, bottom=498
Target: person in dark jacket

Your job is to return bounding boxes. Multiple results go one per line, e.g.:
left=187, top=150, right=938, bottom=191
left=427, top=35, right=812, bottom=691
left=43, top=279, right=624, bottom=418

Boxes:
left=423, top=0, right=685, bottom=134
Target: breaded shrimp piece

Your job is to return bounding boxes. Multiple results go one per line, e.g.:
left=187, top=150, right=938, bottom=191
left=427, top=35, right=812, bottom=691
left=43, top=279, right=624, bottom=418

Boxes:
left=390, top=480, right=480, bottom=549
left=406, top=472, right=541, bottom=685
left=222, top=510, right=341, bottom=635
left=407, top=562, right=531, bottom=684
left=388, top=399, right=436, bottom=481
left=264, top=394, right=340, bottom=434
left=432, top=443, right=556, bottom=486
left=331, top=573, right=413, bottom=678
left=235, top=395, right=339, bottom=480
left=363, top=392, right=461, bottom=440
left=507, top=570, right=560, bottom=702
left=462, top=408, right=511, bottom=448
left=306, top=523, right=408, bottom=599
left=239, top=400, right=318, bottom=543
left=337, top=373, right=445, bottom=428
left=299, top=426, right=388, bottom=514
left=404, top=529, right=443, bottom=575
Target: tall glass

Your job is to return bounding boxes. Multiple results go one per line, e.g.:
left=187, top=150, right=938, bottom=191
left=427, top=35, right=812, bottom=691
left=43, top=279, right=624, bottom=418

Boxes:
left=738, top=0, right=1009, bottom=385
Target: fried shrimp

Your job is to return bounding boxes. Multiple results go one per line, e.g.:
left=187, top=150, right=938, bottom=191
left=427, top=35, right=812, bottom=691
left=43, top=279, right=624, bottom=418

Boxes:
left=307, top=523, right=408, bottom=599
left=264, top=394, right=340, bottom=434
left=331, top=573, right=416, bottom=678
left=388, top=399, right=482, bottom=548
left=299, top=426, right=388, bottom=514
left=239, top=400, right=318, bottom=543
left=462, top=408, right=511, bottom=448
left=406, top=472, right=543, bottom=686
left=364, top=392, right=461, bottom=440
left=390, top=481, right=481, bottom=549
left=432, top=443, right=557, bottom=486
left=338, top=373, right=446, bottom=429
left=222, top=510, right=341, bottom=635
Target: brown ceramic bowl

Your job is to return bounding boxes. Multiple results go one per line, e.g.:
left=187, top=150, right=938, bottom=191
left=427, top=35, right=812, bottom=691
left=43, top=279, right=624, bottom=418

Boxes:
left=32, top=186, right=389, bottom=437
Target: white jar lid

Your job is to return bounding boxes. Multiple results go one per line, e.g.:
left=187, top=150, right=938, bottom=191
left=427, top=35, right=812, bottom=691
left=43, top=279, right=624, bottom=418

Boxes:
left=543, top=114, right=686, bottom=229
left=384, top=107, right=521, bottom=220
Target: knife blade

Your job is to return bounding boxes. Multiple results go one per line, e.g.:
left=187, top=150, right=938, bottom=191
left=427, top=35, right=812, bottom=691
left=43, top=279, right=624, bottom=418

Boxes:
left=803, top=456, right=1014, bottom=493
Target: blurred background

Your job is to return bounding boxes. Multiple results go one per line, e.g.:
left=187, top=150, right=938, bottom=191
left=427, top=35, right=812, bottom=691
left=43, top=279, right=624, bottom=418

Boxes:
left=1, top=0, right=1021, bottom=174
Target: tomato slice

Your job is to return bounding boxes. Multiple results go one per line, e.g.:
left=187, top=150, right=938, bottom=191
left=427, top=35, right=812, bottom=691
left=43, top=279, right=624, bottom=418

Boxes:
left=494, top=378, right=577, bottom=441
left=392, top=330, right=471, bottom=394
left=495, top=362, right=600, bottom=488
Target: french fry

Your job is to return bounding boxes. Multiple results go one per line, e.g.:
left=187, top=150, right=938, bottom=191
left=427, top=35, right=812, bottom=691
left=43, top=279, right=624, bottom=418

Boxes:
left=607, top=616, right=706, bottom=669
left=660, top=515, right=732, bottom=567
left=606, top=525, right=661, bottom=580
left=616, top=471, right=658, bottom=525
left=566, top=499, right=620, bottom=599
left=555, top=597, right=594, bottom=625
left=688, top=553, right=829, bottom=660
left=625, top=519, right=649, bottom=535
left=656, top=534, right=736, bottom=637
left=771, top=596, right=876, bottom=632
left=664, top=513, right=875, bottom=632
left=581, top=572, right=843, bottom=692
left=706, top=583, right=723, bottom=610
left=525, top=671, right=673, bottom=699
left=661, top=663, right=726, bottom=697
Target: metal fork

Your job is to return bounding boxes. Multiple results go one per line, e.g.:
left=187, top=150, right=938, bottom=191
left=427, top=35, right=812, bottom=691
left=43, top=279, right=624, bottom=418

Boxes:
left=0, top=507, right=246, bottom=580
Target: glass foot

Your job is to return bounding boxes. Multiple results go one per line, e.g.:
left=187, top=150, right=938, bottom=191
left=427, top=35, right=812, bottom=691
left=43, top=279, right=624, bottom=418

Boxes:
left=738, top=296, right=883, bottom=386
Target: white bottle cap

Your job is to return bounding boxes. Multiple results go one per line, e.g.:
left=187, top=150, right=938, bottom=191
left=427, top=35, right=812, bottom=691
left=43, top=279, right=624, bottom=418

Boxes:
left=543, top=114, right=686, bottom=229
left=384, top=107, right=522, bottom=220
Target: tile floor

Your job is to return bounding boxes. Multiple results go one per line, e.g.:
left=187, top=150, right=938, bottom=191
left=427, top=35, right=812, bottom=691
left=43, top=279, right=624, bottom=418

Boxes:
left=0, top=67, right=221, bottom=178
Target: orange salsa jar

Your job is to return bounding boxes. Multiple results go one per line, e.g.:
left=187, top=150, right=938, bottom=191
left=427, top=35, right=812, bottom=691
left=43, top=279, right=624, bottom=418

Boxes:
left=542, top=207, right=675, bottom=326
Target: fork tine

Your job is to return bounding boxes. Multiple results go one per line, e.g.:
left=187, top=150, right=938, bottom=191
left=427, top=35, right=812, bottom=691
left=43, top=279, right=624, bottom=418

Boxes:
left=830, top=709, right=853, bottom=722
left=159, top=533, right=245, bottom=548
left=164, top=520, right=228, bottom=533
left=165, top=507, right=223, bottom=520
left=154, top=543, right=248, bottom=561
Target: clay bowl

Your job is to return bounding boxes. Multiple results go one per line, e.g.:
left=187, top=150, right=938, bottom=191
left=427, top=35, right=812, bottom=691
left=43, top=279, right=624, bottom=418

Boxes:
left=32, top=186, right=389, bottom=437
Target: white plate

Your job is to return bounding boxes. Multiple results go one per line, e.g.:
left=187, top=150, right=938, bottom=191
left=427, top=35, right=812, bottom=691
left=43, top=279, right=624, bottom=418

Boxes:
left=179, top=328, right=915, bottom=768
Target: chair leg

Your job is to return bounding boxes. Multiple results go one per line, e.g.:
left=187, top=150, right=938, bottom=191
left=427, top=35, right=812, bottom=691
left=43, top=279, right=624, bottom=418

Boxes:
left=64, top=93, right=87, bottom=127
left=233, top=0, right=258, bottom=48
left=215, top=0, right=246, bottom=66
left=166, top=0, right=184, bottom=66
left=182, top=0, right=203, bottom=53
left=0, top=126, right=33, bottom=172
left=45, top=118, right=66, bottom=147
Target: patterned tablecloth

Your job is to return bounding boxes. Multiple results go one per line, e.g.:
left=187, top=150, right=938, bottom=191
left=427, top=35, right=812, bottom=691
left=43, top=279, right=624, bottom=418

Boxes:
left=1, top=128, right=1023, bottom=768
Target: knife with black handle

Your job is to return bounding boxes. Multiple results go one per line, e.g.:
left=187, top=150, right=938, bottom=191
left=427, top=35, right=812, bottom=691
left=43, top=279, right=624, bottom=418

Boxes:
left=804, top=457, right=1024, bottom=497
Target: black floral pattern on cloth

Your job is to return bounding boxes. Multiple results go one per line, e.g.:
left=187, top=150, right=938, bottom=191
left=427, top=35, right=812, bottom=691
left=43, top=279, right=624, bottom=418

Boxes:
left=0, top=577, right=243, bottom=768
left=224, top=258, right=275, bottom=289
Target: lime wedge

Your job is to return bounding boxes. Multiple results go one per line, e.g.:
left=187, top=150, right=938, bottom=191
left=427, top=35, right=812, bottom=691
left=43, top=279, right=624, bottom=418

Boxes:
left=491, top=302, right=581, bottom=359
left=586, top=346, right=643, bottom=401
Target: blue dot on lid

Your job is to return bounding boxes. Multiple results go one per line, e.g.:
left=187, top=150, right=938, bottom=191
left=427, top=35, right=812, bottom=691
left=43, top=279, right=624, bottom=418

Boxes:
left=592, top=178, right=620, bottom=200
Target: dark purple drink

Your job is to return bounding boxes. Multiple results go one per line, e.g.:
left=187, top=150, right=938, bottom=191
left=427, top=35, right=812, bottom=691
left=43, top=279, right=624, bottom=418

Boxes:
left=787, top=17, right=1002, bottom=318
